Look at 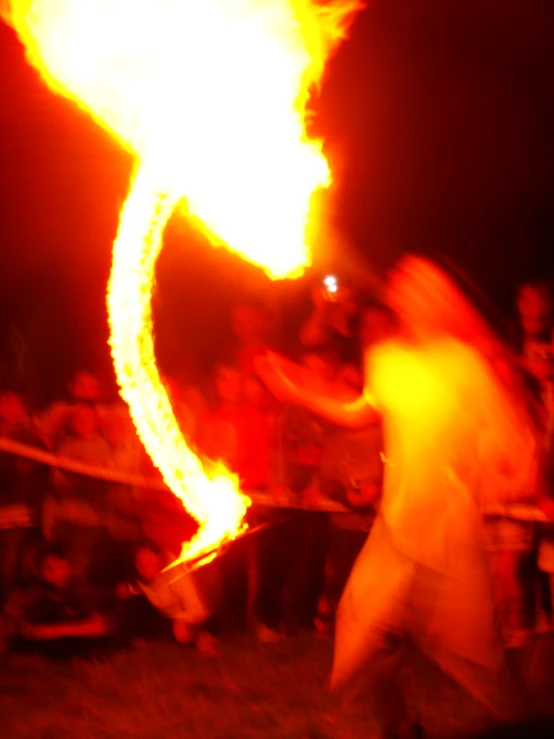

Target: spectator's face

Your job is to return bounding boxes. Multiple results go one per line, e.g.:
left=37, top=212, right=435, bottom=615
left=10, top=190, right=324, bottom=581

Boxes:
left=231, top=305, right=265, bottom=344
left=135, top=547, right=164, bottom=582
left=0, top=392, right=27, bottom=425
left=72, top=406, right=100, bottom=440
left=41, top=554, right=71, bottom=588
left=517, top=285, right=552, bottom=339
left=215, top=366, right=242, bottom=404
left=70, top=371, right=103, bottom=401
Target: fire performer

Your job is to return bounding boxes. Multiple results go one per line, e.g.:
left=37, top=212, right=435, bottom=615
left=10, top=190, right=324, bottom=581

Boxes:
left=257, top=256, right=539, bottom=736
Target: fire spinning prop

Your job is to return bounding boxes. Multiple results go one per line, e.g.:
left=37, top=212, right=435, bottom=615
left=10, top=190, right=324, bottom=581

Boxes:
left=2, top=0, right=361, bottom=562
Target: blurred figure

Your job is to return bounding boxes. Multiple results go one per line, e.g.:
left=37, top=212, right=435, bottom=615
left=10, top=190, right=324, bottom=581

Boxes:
left=44, top=403, right=111, bottom=580
left=199, top=363, right=243, bottom=468
left=230, top=300, right=274, bottom=376
left=517, top=282, right=553, bottom=348
left=516, top=281, right=553, bottom=437
left=310, top=304, right=394, bottom=635
left=164, top=375, right=207, bottom=446
left=0, top=390, right=46, bottom=605
left=281, top=351, right=335, bottom=498
left=35, top=369, right=107, bottom=450
left=478, top=282, right=551, bottom=648
left=299, top=277, right=360, bottom=366
left=199, top=363, right=281, bottom=640
left=0, top=545, right=114, bottom=653
left=99, top=406, right=143, bottom=584
left=516, top=282, right=554, bottom=633
left=258, top=257, right=538, bottom=736
left=199, top=364, right=273, bottom=491
left=116, top=541, right=218, bottom=655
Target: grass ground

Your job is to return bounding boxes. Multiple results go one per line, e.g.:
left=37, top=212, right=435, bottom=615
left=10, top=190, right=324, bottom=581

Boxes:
left=0, top=633, right=377, bottom=739
left=1, top=632, right=554, bottom=739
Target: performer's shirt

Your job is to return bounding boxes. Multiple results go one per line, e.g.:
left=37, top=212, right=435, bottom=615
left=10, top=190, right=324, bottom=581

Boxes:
left=363, top=338, right=537, bottom=573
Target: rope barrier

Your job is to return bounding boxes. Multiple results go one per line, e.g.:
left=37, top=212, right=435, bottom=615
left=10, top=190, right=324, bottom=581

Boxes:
left=0, top=435, right=547, bottom=521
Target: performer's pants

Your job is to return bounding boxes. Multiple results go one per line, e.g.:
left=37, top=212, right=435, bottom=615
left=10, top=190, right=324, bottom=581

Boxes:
left=333, top=515, right=523, bottom=730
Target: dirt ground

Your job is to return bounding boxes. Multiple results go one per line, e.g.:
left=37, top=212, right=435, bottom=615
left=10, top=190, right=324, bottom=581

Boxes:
left=1, top=632, right=554, bottom=739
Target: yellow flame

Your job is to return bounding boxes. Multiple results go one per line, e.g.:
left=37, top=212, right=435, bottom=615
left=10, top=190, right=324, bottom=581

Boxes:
left=3, top=0, right=362, bottom=559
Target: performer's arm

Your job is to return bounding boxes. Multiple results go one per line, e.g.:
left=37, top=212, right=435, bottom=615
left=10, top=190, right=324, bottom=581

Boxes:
left=299, top=391, right=376, bottom=429
left=256, top=352, right=378, bottom=429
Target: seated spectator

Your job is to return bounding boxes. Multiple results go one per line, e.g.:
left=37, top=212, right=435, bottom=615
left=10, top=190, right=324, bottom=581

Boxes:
left=116, top=541, right=218, bottom=656
left=0, top=390, right=47, bottom=604
left=0, top=545, right=114, bottom=653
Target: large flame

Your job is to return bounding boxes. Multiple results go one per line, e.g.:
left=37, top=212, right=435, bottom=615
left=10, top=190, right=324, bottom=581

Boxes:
left=3, top=0, right=361, bottom=560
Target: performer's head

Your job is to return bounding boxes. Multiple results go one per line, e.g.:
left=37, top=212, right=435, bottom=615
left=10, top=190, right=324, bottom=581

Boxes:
left=386, top=256, right=485, bottom=345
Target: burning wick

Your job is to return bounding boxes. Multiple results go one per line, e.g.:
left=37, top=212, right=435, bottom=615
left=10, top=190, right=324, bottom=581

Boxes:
left=3, top=0, right=362, bottom=562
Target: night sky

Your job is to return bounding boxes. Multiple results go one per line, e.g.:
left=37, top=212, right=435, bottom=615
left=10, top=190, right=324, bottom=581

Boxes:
left=1, top=0, right=553, bottom=401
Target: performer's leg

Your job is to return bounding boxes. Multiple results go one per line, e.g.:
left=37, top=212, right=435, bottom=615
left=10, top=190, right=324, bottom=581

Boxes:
left=331, top=516, right=415, bottom=690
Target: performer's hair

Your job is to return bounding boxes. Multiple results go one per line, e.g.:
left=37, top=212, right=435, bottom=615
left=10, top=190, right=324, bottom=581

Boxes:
left=391, top=255, right=541, bottom=436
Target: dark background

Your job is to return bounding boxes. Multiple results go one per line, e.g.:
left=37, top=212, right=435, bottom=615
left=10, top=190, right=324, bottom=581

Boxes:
left=1, top=0, right=553, bottom=402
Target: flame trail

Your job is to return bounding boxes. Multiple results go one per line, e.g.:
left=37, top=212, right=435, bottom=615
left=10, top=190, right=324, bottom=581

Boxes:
left=2, top=0, right=362, bottom=560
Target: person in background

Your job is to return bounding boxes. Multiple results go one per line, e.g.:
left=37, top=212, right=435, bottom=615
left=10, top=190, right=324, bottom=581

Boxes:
left=314, top=305, right=395, bottom=635
left=199, top=363, right=244, bottom=470
left=199, top=362, right=275, bottom=491
left=0, top=545, right=114, bottom=653
left=44, top=403, right=112, bottom=581
left=98, top=407, right=143, bottom=585
left=164, top=375, right=207, bottom=447
left=299, top=277, right=360, bottom=367
left=280, top=352, right=335, bottom=500
left=0, top=390, right=46, bottom=605
left=116, top=541, right=218, bottom=656
left=35, top=370, right=107, bottom=451
left=198, top=363, right=280, bottom=640
left=516, top=281, right=554, bottom=633
left=230, top=300, right=274, bottom=377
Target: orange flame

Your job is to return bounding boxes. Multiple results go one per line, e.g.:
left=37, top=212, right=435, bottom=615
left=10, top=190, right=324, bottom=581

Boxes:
left=3, top=0, right=362, bottom=560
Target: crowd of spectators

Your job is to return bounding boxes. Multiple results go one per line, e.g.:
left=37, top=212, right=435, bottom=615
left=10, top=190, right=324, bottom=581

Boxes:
left=0, top=273, right=553, bottom=661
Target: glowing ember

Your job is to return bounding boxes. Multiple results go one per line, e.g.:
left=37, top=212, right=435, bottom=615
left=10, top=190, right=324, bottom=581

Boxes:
left=3, top=0, right=361, bottom=560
